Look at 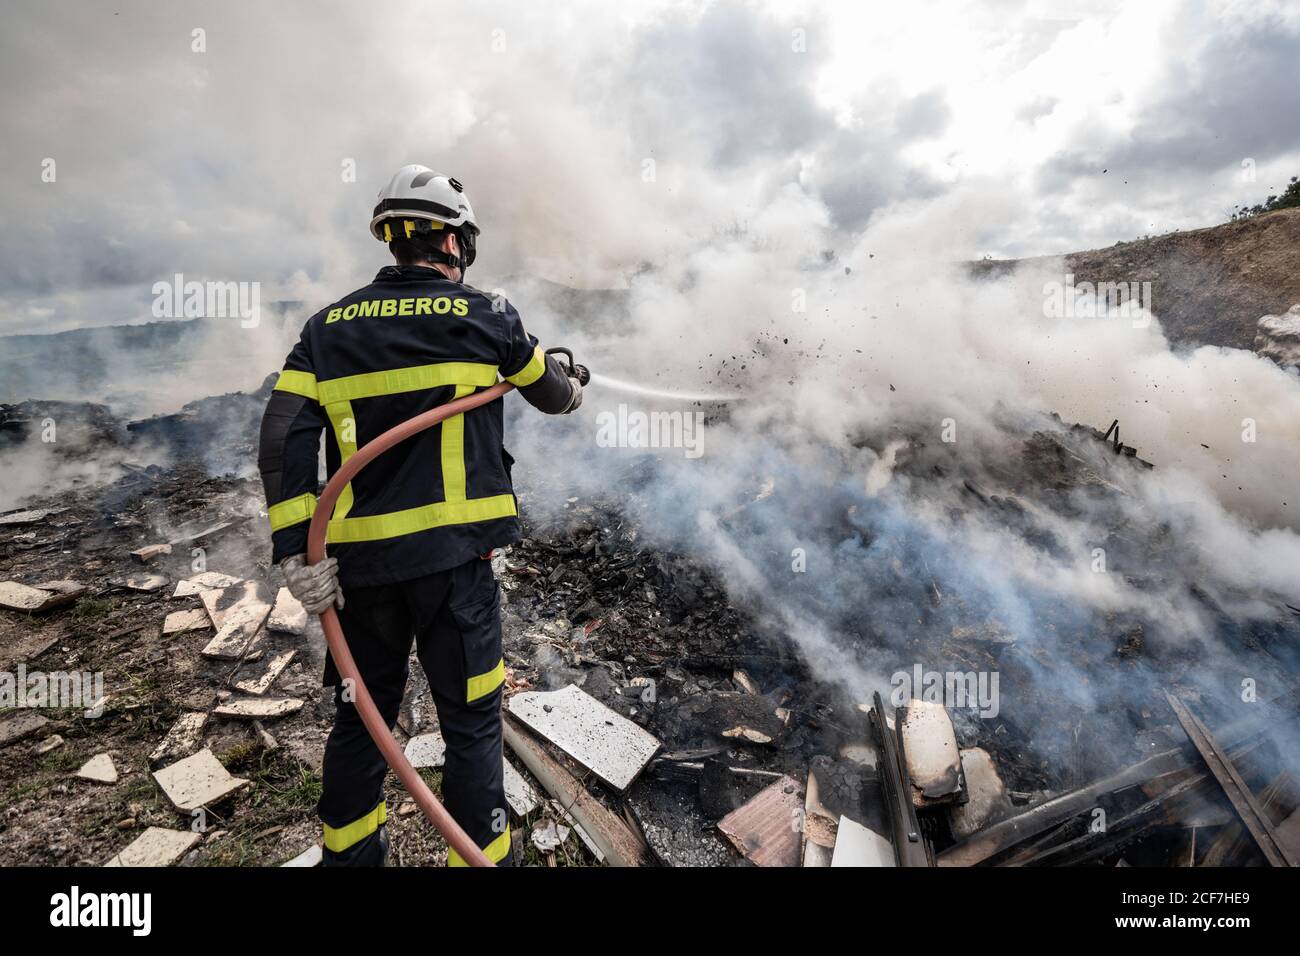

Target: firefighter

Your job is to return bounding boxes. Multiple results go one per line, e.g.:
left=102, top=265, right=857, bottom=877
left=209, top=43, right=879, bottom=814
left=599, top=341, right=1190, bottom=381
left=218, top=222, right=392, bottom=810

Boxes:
left=258, top=164, right=586, bottom=866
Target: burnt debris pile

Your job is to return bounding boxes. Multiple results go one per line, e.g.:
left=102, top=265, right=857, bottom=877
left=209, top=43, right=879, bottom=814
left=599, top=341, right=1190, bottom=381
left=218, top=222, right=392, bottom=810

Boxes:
left=1, top=385, right=1298, bottom=867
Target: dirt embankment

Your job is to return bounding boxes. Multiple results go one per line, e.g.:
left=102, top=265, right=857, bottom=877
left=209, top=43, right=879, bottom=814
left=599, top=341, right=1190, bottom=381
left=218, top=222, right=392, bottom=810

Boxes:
left=972, top=207, right=1300, bottom=351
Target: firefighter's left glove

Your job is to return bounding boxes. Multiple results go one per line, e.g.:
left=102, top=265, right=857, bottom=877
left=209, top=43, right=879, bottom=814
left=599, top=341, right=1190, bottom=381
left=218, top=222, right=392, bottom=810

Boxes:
left=280, top=553, right=345, bottom=614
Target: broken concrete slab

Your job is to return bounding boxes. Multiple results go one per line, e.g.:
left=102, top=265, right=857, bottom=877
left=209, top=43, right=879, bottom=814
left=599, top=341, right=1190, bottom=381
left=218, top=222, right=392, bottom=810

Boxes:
left=267, top=587, right=308, bottom=635
left=901, top=699, right=964, bottom=806
left=105, top=827, right=200, bottom=867
left=507, top=683, right=661, bottom=791
left=717, top=773, right=804, bottom=867
left=0, top=711, right=49, bottom=747
left=198, top=580, right=272, bottom=628
left=77, top=752, right=119, bottom=784
left=171, top=571, right=241, bottom=598
left=149, top=712, right=208, bottom=767
left=949, top=747, right=1012, bottom=840
left=201, top=602, right=271, bottom=660
left=831, top=815, right=896, bottom=867
left=0, top=508, right=61, bottom=526
left=503, top=756, right=541, bottom=817
left=281, top=844, right=322, bottom=867
left=233, top=649, right=295, bottom=696
left=162, top=608, right=209, bottom=636
left=152, top=748, right=250, bottom=811
left=213, top=697, right=304, bottom=721
left=0, top=580, right=83, bottom=613
left=34, top=734, right=65, bottom=755
left=123, top=573, right=168, bottom=593
left=403, top=732, right=446, bottom=769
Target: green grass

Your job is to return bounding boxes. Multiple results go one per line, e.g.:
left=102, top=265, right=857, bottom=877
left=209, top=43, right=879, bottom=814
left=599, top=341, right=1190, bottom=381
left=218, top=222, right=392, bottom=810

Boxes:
left=72, top=598, right=113, bottom=622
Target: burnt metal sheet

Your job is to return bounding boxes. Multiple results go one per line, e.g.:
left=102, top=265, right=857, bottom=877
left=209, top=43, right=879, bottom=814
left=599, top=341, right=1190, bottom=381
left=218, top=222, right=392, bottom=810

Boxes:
left=507, top=684, right=660, bottom=792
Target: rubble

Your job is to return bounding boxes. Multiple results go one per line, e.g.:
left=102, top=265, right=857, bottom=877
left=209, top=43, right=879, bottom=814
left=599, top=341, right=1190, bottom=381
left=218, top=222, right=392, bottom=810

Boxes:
left=162, top=608, right=210, bottom=635
left=949, top=748, right=1011, bottom=840
left=281, top=844, right=322, bottom=867
left=213, top=697, right=304, bottom=720
left=507, top=684, right=661, bottom=792
left=76, top=753, right=119, bottom=784
left=105, top=827, right=200, bottom=867
left=531, top=819, right=571, bottom=853
left=900, top=700, right=964, bottom=807
left=148, top=712, right=209, bottom=767
left=0, top=508, right=63, bottom=526
left=1, top=377, right=1298, bottom=869
left=123, top=573, right=168, bottom=593
left=0, top=711, right=49, bottom=747
left=172, top=571, right=242, bottom=597
left=831, top=815, right=896, bottom=867
left=403, top=732, right=447, bottom=769
left=716, top=774, right=804, bottom=867
left=503, top=714, right=648, bottom=867
left=267, top=587, right=307, bottom=635
left=0, top=579, right=85, bottom=613
left=232, top=649, right=296, bottom=695
left=503, top=757, right=541, bottom=817
left=152, top=748, right=250, bottom=812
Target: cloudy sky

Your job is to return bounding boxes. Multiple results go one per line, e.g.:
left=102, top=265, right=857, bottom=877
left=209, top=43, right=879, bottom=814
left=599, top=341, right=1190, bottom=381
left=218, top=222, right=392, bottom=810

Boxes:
left=2, top=0, right=1298, bottom=334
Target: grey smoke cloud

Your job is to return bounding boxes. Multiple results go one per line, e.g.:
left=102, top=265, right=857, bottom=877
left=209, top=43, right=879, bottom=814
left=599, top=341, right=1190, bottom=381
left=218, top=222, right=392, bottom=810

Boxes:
left=3, top=0, right=1299, bottom=338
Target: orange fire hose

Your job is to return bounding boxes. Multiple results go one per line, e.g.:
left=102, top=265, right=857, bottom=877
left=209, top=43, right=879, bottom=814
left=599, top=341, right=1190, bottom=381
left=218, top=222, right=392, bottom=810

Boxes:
left=305, top=380, right=516, bottom=867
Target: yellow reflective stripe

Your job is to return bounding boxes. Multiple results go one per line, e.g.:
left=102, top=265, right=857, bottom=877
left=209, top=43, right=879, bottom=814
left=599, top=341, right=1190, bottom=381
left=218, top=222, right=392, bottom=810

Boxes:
left=326, top=493, right=517, bottom=544
left=268, top=493, right=317, bottom=531
left=325, top=400, right=358, bottom=521
left=323, top=800, right=387, bottom=853
left=505, top=346, right=546, bottom=387
left=274, top=369, right=318, bottom=401
left=316, top=363, right=498, bottom=405
left=441, top=385, right=473, bottom=502
left=467, top=657, right=505, bottom=703
left=447, top=825, right=511, bottom=867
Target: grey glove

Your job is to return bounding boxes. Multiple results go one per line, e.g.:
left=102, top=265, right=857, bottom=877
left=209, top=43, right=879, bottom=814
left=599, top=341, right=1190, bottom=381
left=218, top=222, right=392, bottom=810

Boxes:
left=280, top=554, right=344, bottom=614
left=561, top=376, right=583, bottom=414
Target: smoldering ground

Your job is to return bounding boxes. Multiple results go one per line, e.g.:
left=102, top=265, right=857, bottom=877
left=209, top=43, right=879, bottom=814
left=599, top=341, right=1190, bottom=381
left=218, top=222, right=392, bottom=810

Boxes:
left=502, top=226, right=1300, bottom=778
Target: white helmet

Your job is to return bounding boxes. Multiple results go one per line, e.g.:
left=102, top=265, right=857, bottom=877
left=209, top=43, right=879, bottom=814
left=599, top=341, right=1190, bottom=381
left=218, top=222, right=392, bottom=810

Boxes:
left=370, top=164, right=480, bottom=269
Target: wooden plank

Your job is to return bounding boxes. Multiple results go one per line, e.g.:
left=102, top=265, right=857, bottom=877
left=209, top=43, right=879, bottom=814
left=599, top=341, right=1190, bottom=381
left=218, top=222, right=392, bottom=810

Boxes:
left=1166, top=693, right=1296, bottom=867
left=717, top=774, right=804, bottom=867
left=502, top=714, right=647, bottom=867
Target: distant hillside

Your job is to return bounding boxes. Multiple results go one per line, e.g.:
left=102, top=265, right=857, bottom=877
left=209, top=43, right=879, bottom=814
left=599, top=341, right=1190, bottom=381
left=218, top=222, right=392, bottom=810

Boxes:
left=0, top=308, right=301, bottom=415
left=971, top=207, right=1300, bottom=351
